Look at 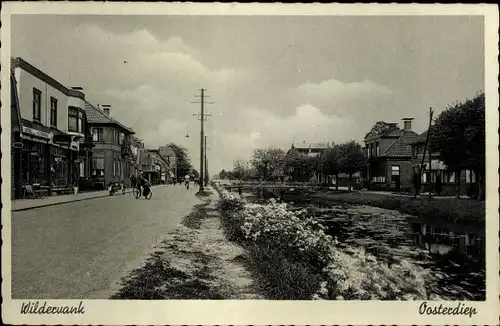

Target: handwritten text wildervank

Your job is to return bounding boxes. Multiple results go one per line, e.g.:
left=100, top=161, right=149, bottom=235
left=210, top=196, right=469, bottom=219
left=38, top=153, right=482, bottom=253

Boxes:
left=21, top=301, right=85, bottom=315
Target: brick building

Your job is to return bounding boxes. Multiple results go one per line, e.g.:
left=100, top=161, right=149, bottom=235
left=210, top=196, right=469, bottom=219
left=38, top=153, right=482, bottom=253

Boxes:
left=364, top=118, right=418, bottom=191
left=84, top=103, right=135, bottom=189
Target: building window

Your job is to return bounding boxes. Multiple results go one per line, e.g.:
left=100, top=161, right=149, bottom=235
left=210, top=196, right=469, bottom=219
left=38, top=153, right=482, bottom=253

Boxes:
left=371, top=176, right=386, bottom=183
left=33, top=88, right=42, bottom=122
left=68, top=107, right=84, bottom=133
left=92, top=157, right=105, bottom=176
left=119, top=133, right=125, bottom=145
left=92, top=127, right=103, bottom=142
left=442, top=170, right=455, bottom=183
left=391, top=165, right=400, bottom=176
left=375, top=141, right=380, bottom=156
left=50, top=97, right=58, bottom=127
left=466, top=169, right=476, bottom=184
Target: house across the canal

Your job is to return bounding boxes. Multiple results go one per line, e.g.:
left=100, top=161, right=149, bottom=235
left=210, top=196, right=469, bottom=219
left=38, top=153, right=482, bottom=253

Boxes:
left=410, top=128, right=477, bottom=196
left=364, top=118, right=418, bottom=192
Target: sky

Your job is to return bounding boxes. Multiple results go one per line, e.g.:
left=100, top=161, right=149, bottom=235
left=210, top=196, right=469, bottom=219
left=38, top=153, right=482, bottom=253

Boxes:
left=11, top=15, right=484, bottom=174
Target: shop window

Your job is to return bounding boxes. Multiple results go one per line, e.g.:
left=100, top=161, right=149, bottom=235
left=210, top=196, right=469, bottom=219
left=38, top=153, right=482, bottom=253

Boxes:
left=33, top=88, right=41, bottom=122
left=92, top=157, right=104, bottom=177
left=50, top=97, right=58, bottom=127
left=68, top=106, right=84, bottom=133
left=92, top=127, right=103, bottom=142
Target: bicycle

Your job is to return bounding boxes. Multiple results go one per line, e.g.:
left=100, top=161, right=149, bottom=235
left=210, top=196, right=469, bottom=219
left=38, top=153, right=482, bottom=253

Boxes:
left=133, top=185, right=153, bottom=200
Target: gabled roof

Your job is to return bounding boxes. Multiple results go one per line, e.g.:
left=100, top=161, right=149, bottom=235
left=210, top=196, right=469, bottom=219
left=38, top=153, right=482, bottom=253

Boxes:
left=411, top=127, right=435, bottom=145
left=84, top=101, right=134, bottom=134
left=382, top=130, right=419, bottom=157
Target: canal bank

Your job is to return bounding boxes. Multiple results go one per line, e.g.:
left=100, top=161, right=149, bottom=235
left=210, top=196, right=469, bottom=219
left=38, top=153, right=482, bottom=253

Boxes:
left=227, top=186, right=485, bottom=300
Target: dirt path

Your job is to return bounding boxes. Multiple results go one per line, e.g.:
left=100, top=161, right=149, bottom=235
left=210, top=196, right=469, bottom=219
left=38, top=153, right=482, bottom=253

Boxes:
left=110, top=192, right=263, bottom=299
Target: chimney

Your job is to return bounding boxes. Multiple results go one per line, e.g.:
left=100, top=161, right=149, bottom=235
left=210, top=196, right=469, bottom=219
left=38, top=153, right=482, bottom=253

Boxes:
left=402, top=118, right=414, bottom=131
left=101, top=104, right=111, bottom=116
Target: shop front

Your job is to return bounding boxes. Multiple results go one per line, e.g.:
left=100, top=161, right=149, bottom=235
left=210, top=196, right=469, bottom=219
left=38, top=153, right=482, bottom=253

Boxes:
left=52, top=134, right=81, bottom=192
left=20, top=126, right=52, bottom=186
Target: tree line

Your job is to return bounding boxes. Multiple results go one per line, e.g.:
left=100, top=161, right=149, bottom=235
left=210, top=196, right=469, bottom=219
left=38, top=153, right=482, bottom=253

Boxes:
left=215, top=140, right=366, bottom=191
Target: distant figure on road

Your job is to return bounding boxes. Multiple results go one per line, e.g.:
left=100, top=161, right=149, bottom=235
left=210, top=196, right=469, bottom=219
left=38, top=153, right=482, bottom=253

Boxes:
left=184, top=175, right=190, bottom=189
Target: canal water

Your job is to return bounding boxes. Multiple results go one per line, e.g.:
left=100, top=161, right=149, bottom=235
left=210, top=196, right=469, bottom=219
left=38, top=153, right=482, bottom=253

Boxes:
left=241, top=192, right=485, bottom=301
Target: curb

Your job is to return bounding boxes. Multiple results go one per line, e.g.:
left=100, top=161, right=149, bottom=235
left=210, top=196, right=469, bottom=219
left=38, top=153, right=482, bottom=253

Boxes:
left=11, top=185, right=169, bottom=212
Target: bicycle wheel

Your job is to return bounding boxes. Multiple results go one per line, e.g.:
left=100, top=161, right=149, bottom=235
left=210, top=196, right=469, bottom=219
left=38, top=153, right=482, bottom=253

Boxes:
left=132, top=187, right=140, bottom=199
left=145, top=190, right=152, bottom=200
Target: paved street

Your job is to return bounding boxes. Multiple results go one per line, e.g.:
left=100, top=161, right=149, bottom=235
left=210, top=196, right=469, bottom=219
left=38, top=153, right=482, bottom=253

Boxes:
left=11, top=184, right=201, bottom=299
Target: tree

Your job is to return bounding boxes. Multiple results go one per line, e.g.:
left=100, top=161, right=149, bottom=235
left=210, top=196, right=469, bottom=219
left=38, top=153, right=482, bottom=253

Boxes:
left=219, top=169, right=227, bottom=180
left=283, top=150, right=318, bottom=182
left=338, top=141, right=365, bottom=191
left=365, top=121, right=400, bottom=138
left=250, top=148, right=285, bottom=181
left=431, top=92, right=485, bottom=200
left=168, top=143, right=193, bottom=179
left=232, top=159, right=248, bottom=180
left=320, top=144, right=342, bottom=190
left=191, top=168, right=200, bottom=180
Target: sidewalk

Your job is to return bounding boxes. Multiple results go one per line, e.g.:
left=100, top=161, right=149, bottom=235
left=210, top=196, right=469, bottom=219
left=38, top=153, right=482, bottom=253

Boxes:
left=11, top=184, right=168, bottom=212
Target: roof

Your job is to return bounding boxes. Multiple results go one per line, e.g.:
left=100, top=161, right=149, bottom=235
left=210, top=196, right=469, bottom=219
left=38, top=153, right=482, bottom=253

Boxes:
left=291, top=142, right=328, bottom=151
left=410, top=127, right=436, bottom=144
left=382, top=130, right=419, bottom=157
left=12, top=57, right=85, bottom=100
left=365, top=129, right=402, bottom=141
left=11, top=72, right=22, bottom=133
left=84, top=101, right=134, bottom=134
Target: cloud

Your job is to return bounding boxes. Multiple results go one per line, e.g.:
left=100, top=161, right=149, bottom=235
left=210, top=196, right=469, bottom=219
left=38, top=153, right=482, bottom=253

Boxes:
left=297, top=78, right=393, bottom=100
left=209, top=104, right=355, bottom=172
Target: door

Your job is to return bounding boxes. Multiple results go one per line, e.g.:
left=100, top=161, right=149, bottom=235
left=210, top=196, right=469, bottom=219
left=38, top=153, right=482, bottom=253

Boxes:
left=391, top=165, right=400, bottom=191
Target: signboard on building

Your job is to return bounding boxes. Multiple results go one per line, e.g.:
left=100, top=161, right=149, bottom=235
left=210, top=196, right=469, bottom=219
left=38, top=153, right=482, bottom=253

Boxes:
left=22, top=126, right=51, bottom=140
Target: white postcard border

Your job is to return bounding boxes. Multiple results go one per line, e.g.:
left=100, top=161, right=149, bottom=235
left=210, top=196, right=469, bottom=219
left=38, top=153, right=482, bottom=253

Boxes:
left=1, top=2, right=498, bottom=325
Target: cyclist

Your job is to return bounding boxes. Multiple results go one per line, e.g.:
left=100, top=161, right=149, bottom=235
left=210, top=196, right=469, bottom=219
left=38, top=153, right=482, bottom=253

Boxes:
left=137, top=173, right=151, bottom=197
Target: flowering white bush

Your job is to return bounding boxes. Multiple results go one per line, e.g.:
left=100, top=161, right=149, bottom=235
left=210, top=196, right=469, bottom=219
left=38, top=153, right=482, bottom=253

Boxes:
left=216, top=189, right=431, bottom=300
left=216, top=190, right=245, bottom=213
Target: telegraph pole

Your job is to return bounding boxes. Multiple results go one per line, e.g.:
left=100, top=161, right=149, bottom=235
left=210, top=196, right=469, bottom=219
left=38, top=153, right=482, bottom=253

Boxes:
left=420, top=107, right=434, bottom=199
left=204, top=135, right=211, bottom=186
left=191, top=89, right=212, bottom=192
